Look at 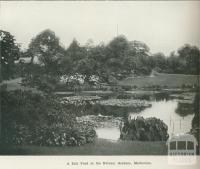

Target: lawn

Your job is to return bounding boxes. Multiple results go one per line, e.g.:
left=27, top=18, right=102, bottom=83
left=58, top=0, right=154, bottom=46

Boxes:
left=118, top=73, right=199, bottom=88
left=0, top=139, right=167, bottom=155
left=0, top=78, right=37, bottom=92
left=2, top=72, right=199, bottom=92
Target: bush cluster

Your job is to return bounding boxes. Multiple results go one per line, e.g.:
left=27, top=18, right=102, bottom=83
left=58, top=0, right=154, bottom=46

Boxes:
left=120, top=117, right=169, bottom=141
left=2, top=123, right=96, bottom=146
left=0, top=89, right=96, bottom=146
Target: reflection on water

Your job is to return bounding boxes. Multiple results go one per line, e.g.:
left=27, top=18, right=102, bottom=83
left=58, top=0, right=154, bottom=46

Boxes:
left=129, top=100, right=194, bottom=134
left=96, top=127, right=120, bottom=141
left=96, top=99, right=194, bottom=140
left=72, top=92, right=195, bottom=141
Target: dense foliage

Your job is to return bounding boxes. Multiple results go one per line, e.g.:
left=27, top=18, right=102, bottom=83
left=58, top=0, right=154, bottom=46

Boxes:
left=120, top=117, right=169, bottom=141
left=0, top=30, right=20, bottom=81
left=152, top=45, right=200, bottom=75
left=12, top=29, right=197, bottom=93
left=1, top=29, right=199, bottom=91
left=21, top=29, right=65, bottom=92
left=0, top=89, right=96, bottom=146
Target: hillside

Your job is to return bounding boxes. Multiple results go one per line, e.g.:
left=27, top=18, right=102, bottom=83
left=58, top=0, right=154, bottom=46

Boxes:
left=119, top=73, right=200, bottom=88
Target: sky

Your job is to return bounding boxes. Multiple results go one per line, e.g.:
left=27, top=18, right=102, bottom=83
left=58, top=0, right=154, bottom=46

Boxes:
left=0, top=1, right=200, bottom=56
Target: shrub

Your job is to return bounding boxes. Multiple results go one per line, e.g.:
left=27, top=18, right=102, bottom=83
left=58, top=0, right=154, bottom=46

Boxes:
left=0, top=90, right=96, bottom=146
left=120, top=116, right=169, bottom=141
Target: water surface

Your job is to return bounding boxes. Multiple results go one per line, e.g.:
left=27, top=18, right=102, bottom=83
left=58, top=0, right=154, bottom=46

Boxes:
left=130, top=100, right=194, bottom=135
left=96, top=99, right=194, bottom=140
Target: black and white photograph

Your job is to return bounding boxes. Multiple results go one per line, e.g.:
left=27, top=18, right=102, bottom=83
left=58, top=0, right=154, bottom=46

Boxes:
left=0, top=1, right=199, bottom=166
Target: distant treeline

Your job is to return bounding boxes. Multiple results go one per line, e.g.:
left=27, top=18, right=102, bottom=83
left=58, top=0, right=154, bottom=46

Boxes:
left=1, top=29, right=200, bottom=84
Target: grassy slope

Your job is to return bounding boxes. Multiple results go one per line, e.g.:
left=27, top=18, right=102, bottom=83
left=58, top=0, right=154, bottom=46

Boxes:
left=119, top=73, right=199, bottom=87
left=0, top=78, right=39, bottom=92
left=2, top=73, right=199, bottom=90
left=0, top=139, right=167, bottom=155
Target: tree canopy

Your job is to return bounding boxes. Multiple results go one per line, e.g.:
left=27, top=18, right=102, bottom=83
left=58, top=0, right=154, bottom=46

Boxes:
left=0, top=30, right=20, bottom=80
left=2, top=29, right=199, bottom=91
left=23, top=29, right=65, bottom=92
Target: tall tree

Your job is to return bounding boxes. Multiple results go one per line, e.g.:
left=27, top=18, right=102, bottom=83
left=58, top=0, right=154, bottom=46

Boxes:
left=130, top=41, right=151, bottom=75
left=28, top=29, right=64, bottom=75
left=0, top=30, right=20, bottom=142
left=177, top=44, right=200, bottom=75
left=65, top=39, right=86, bottom=72
left=152, top=52, right=167, bottom=72
left=0, top=30, right=20, bottom=81
left=105, top=35, right=130, bottom=80
left=67, top=39, right=85, bottom=61
left=24, top=29, right=65, bottom=92
left=87, top=44, right=108, bottom=82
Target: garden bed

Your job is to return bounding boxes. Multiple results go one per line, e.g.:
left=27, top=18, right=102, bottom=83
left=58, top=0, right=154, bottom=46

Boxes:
left=61, top=95, right=101, bottom=105
left=76, top=115, right=122, bottom=128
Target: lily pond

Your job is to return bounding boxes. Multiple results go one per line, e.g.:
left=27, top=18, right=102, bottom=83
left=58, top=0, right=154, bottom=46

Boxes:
left=60, top=90, right=195, bottom=141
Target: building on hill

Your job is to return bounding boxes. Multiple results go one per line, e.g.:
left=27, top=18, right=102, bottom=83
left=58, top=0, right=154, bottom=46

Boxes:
left=15, top=55, right=41, bottom=65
